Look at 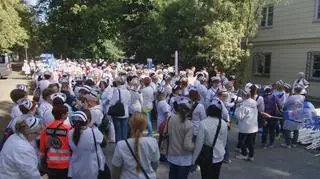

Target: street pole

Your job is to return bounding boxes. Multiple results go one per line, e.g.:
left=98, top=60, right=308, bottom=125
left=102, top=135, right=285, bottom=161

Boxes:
left=175, top=50, right=178, bottom=76
left=24, top=42, right=28, bottom=61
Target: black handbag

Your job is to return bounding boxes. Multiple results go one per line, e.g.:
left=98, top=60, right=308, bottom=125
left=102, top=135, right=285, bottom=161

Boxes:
left=92, top=129, right=111, bottom=179
left=195, top=117, right=222, bottom=166
left=108, top=89, right=125, bottom=117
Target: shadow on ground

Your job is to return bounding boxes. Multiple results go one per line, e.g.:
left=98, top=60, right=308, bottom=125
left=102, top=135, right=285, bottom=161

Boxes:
left=0, top=100, right=13, bottom=137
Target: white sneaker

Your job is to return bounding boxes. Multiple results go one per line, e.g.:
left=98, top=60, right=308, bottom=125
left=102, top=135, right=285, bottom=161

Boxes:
left=236, top=155, right=248, bottom=160
left=281, top=143, right=291, bottom=149
left=247, top=157, right=254, bottom=161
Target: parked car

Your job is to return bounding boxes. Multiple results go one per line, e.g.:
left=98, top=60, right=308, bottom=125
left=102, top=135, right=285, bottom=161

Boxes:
left=0, top=54, right=12, bottom=78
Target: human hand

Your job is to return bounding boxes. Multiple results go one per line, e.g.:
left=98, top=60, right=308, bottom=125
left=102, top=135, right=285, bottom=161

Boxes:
left=190, top=164, right=197, bottom=172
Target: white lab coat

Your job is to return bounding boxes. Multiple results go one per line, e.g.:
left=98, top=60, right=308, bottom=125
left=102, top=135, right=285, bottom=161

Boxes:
left=89, top=105, right=104, bottom=127
left=109, top=86, right=131, bottom=118
left=0, top=134, right=40, bottom=179
left=141, top=86, right=154, bottom=110
left=10, top=104, right=22, bottom=121
left=38, top=79, right=51, bottom=93
left=196, top=84, right=208, bottom=106
left=206, top=87, right=219, bottom=108
left=38, top=100, right=54, bottom=126
left=68, top=127, right=105, bottom=179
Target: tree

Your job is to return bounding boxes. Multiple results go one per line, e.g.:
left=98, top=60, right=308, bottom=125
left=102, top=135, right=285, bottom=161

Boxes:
left=36, top=0, right=124, bottom=60
left=34, top=0, right=281, bottom=69
left=0, top=0, right=28, bottom=51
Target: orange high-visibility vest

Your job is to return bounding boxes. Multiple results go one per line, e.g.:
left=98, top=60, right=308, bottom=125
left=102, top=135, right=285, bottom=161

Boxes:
left=40, top=120, right=72, bottom=169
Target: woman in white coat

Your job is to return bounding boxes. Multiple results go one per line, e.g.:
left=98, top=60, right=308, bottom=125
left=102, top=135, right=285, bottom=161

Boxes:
left=68, top=110, right=109, bottom=179
left=0, top=116, right=42, bottom=179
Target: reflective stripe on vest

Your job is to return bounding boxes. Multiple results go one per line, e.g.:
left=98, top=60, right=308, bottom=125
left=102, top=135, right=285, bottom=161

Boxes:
left=48, top=148, right=71, bottom=154
left=47, top=156, right=71, bottom=161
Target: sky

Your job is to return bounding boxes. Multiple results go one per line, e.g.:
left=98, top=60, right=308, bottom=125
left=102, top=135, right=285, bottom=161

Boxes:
left=25, top=0, right=38, bottom=6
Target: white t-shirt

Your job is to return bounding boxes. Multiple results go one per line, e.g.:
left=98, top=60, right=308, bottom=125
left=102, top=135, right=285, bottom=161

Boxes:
left=156, top=100, right=171, bottom=129
left=141, top=86, right=154, bottom=110
left=112, top=137, right=160, bottom=179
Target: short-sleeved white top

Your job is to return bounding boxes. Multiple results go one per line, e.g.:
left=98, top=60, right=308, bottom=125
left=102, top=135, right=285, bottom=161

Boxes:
left=156, top=100, right=171, bottom=129
left=112, top=137, right=160, bottom=179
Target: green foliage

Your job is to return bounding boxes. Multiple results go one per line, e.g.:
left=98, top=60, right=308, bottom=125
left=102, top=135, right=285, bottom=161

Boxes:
left=33, top=0, right=280, bottom=70
left=0, top=0, right=28, bottom=50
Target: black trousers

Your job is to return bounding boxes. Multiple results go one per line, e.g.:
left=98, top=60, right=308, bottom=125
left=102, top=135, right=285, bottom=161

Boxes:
left=262, top=120, right=278, bottom=145
left=200, top=162, right=223, bottom=179
left=47, top=168, right=69, bottom=179
left=239, top=133, right=256, bottom=158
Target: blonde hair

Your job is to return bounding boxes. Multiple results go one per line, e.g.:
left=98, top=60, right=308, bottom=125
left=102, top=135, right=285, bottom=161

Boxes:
left=129, top=112, right=147, bottom=173
left=15, top=118, right=42, bottom=136
left=15, top=120, right=31, bottom=135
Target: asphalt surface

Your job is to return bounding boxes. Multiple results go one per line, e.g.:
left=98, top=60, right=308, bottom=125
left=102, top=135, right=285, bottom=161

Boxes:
left=0, top=71, right=319, bottom=179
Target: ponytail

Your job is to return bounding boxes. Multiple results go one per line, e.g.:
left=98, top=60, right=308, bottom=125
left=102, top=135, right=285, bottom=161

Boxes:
left=129, top=112, right=147, bottom=174
left=72, top=121, right=86, bottom=146
left=134, top=130, right=141, bottom=173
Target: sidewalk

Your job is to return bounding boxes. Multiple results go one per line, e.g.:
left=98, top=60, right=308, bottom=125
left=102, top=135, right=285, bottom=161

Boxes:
left=105, top=127, right=320, bottom=179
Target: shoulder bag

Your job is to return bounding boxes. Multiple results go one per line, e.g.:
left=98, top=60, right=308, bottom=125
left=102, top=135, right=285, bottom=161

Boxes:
left=92, top=128, right=111, bottom=179
left=125, top=139, right=150, bottom=179
left=107, top=89, right=125, bottom=117
left=195, top=117, right=222, bottom=166
left=159, top=116, right=171, bottom=156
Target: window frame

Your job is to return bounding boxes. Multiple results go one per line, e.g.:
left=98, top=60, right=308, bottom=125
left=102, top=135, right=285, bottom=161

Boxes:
left=314, top=0, right=320, bottom=22
left=260, top=4, right=274, bottom=28
left=252, top=52, right=272, bottom=77
left=306, top=51, right=320, bottom=82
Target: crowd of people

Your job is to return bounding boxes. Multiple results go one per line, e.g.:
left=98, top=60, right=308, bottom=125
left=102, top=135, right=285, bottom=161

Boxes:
left=0, top=59, right=318, bottom=179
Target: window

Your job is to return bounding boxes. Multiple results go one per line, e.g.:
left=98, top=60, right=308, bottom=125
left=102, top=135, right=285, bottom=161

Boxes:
left=252, top=52, right=271, bottom=77
left=260, top=5, right=274, bottom=27
left=314, top=0, right=320, bottom=20
left=306, top=51, right=320, bottom=81
left=0, top=55, right=5, bottom=63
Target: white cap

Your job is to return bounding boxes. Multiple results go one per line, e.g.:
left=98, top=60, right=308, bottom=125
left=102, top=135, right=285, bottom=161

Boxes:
left=44, top=70, right=51, bottom=75
left=244, top=83, right=253, bottom=93
left=16, top=84, right=28, bottom=92
left=176, top=96, right=193, bottom=109
left=51, top=93, right=67, bottom=102
left=80, top=85, right=92, bottom=93
left=71, top=111, right=88, bottom=122
left=19, top=98, right=33, bottom=110
left=20, top=115, right=41, bottom=132
left=85, top=90, right=99, bottom=101
left=211, top=76, right=220, bottom=82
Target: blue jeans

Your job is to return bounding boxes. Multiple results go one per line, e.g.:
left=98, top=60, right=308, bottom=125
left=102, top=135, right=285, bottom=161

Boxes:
left=113, top=117, right=128, bottom=142
left=169, top=162, right=191, bottom=179
left=145, top=111, right=153, bottom=136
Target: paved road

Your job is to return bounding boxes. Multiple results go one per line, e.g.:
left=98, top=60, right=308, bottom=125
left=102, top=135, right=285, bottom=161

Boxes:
left=0, top=71, right=29, bottom=135
left=1, top=72, right=319, bottom=179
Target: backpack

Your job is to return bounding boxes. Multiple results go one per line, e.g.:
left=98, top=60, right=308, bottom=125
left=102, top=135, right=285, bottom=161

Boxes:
left=98, top=112, right=110, bottom=136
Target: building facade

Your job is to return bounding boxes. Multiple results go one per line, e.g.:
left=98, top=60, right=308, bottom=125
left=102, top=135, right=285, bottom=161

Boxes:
left=249, top=0, right=320, bottom=97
